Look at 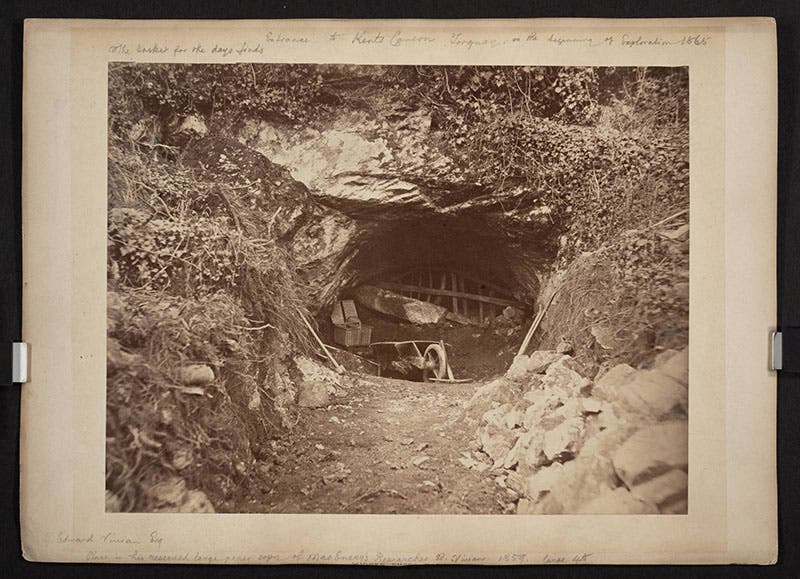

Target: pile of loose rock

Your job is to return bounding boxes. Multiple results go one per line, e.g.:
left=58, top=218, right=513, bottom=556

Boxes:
left=465, top=347, right=689, bottom=514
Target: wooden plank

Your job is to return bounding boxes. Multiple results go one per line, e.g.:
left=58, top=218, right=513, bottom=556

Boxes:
left=330, top=301, right=345, bottom=326
left=516, top=288, right=559, bottom=357
left=376, top=281, right=522, bottom=308
left=438, top=271, right=447, bottom=306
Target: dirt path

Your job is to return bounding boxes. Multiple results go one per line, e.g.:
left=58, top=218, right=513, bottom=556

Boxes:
left=234, top=375, right=509, bottom=514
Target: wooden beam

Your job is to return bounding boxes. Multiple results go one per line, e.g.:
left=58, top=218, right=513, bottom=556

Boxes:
left=376, top=282, right=522, bottom=308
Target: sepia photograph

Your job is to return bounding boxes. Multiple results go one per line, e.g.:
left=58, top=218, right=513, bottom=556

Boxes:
left=105, top=62, right=690, bottom=515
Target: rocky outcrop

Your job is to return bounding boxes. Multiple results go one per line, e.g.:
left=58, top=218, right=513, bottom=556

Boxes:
left=239, top=114, right=557, bottom=237
left=236, top=110, right=558, bottom=303
left=464, top=347, right=689, bottom=514
left=181, top=136, right=364, bottom=305
left=293, top=355, right=348, bottom=408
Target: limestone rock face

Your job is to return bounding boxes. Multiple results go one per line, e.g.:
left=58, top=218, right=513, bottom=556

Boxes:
left=239, top=116, right=555, bottom=234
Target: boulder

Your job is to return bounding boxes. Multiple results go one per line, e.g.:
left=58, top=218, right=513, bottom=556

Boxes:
left=524, top=462, right=565, bottom=502
left=294, top=356, right=341, bottom=408
left=107, top=337, right=144, bottom=369
left=576, top=487, right=659, bottom=514
left=594, top=363, right=637, bottom=398
left=354, top=285, right=447, bottom=325
left=147, top=477, right=216, bottom=513
left=629, top=469, right=688, bottom=514
left=502, top=306, right=524, bottom=322
left=540, top=357, right=593, bottom=398
left=612, top=421, right=688, bottom=488
left=516, top=498, right=534, bottom=514
left=481, top=403, right=514, bottom=430
left=503, top=429, right=546, bottom=471
left=581, top=398, right=603, bottom=414
left=556, top=338, right=574, bottom=355
left=298, top=381, right=331, bottom=408
left=465, top=378, right=522, bottom=420
left=478, top=404, right=521, bottom=464
left=524, top=425, right=638, bottom=514
left=660, top=223, right=690, bottom=242
left=628, top=370, right=687, bottom=417
left=505, top=351, right=563, bottom=382
left=654, top=348, right=689, bottom=387
left=177, top=114, right=208, bottom=138
left=590, top=323, right=619, bottom=351
left=504, top=406, right=525, bottom=429
left=179, top=364, right=215, bottom=386
left=178, top=490, right=216, bottom=513
left=478, top=424, right=519, bottom=466
left=595, top=366, right=687, bottom=420
left=543, top=416, right=585, bottom=462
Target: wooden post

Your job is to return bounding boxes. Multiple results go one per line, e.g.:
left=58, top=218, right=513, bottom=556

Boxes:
left=427, top=269, right=433, bottom=303
left=459, top=276, right=468, bottom=319
left=439, top=271, right=447, bottom=306
left=451, top=272, right=459, bottom=314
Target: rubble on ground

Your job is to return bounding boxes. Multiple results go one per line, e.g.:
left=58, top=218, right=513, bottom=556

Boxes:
left=465, top=347, right=689, bottom=514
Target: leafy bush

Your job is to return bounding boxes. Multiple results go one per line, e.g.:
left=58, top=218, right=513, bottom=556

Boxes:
left=536, top=226, right=689, bottom=373
left=109, top=63, right=325, bottom=140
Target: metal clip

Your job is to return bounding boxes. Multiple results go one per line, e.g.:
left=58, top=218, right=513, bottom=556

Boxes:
left=12, top=342, right=28, bottom=383
left=770, top=331, right=782, bottom=371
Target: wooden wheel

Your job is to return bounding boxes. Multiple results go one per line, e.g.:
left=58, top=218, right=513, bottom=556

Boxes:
left=422, top=343, right=448, bottom=382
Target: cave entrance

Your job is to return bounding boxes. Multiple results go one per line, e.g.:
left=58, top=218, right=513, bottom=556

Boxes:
left=314, top=216, right=549, bottom=383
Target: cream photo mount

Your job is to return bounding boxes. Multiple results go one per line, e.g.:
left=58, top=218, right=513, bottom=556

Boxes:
left=20, top=18, right=776, bottom=564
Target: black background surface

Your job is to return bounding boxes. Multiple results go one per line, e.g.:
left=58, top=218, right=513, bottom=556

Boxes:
left=1, top=2, right=798, bottom=577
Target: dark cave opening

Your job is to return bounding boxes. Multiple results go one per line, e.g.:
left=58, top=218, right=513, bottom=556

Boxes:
left=314, top=214, right=559, bottom=382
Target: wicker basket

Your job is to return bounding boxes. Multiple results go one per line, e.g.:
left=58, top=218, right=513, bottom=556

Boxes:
left=333, top=325, right=372, bottom=347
